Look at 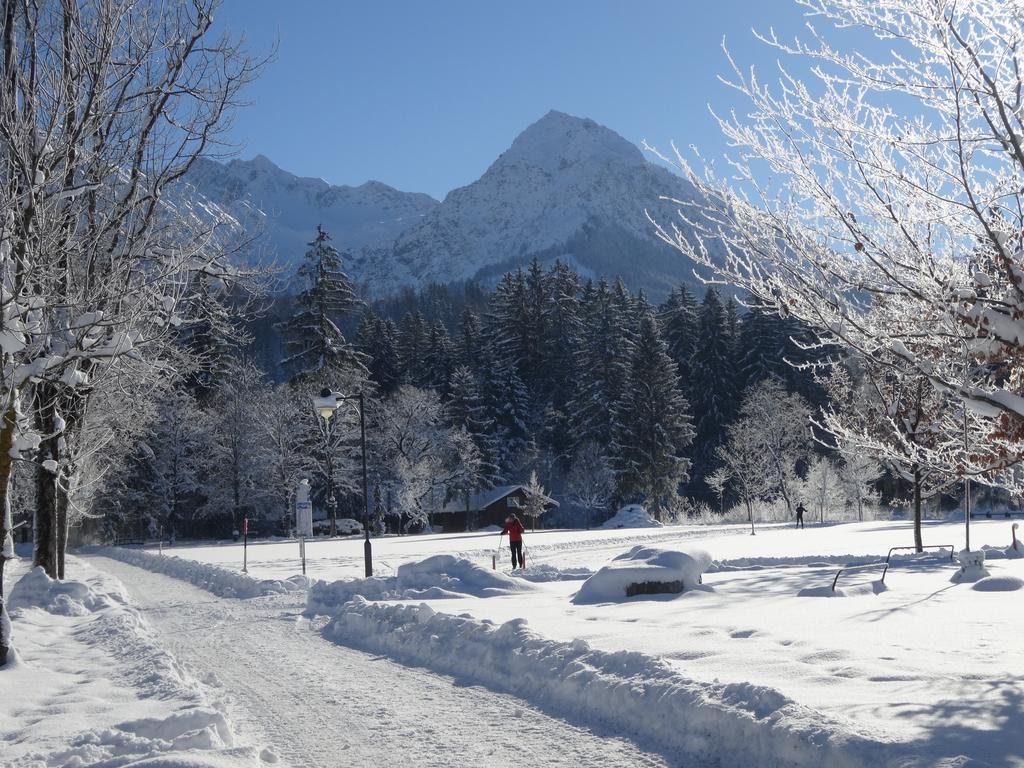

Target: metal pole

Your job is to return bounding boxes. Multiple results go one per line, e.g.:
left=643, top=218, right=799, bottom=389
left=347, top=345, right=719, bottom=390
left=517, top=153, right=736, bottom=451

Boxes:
left=360, top=392, right=372, bottom=577
left=242, top=517, right=248, bottom=573
left=326, top=428, right=337, bottom=537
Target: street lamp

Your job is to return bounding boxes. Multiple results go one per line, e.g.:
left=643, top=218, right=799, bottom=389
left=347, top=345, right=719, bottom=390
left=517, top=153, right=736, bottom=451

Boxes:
left=313, top=388, right=372, bottom=577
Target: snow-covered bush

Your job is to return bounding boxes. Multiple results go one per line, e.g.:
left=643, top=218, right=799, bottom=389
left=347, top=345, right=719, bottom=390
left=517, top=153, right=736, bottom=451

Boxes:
left=599, top=504, right=662, bottom=530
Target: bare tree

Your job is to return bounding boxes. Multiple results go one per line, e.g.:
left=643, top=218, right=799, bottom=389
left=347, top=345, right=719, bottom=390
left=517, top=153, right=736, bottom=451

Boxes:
left=650, top=0, right=1024, bottom=489
left=716, top=420, right=775, bottom=535
left=0, top=0, right=262, bottom=665
left=567, top=441, right=614, bottom=527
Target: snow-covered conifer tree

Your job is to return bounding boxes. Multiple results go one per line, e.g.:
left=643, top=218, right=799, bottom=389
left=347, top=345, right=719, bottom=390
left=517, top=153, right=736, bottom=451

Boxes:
left=279, top=226, right=365, bottom=383
left=609, top=314, right=694, bottom=514
left=688, top=288, right=737, bottom=497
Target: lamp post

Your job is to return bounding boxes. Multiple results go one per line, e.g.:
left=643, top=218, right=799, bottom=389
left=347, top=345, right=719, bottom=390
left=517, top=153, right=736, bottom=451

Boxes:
left=314, top=388, right=372, bottom=577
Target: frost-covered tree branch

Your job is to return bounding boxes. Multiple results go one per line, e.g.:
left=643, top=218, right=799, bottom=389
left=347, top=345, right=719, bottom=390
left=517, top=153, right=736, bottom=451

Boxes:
left=649, top=0, right=1024, bottom=484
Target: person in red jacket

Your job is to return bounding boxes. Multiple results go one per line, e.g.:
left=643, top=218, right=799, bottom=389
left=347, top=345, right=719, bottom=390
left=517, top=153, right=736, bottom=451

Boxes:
left=501, top=513, right=526, bottom=569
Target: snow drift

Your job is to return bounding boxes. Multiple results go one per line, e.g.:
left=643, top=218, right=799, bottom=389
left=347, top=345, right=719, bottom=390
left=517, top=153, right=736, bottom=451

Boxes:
left=99, top=546, right=310, bottom=599
left=5, top=557, right=269, bottom=767
left=600, top=504, right=663, bottom=530
left=306, top=554, right=533, bottom=614
left=9, top=565, right=127, bottom=615
left=317, top=596, right=899, bottom=768
left=572, top=545, right=711, bottom=604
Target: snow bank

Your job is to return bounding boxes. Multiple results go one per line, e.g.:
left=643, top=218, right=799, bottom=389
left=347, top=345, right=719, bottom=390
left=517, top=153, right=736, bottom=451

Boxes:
left=980, top=543, right=1024, bottom=560
left=318, top=597, right=897, bottom=768
left=599, top=504, right=662, bottom=529
left=572, top=545, right=711, bottom=604
left=5, top=558, right=268, bottom=767
left=98, top=546, right=311, bottom=599
left=9, top=565, right=127, bottom=615
left=306, top=554, right=533, bottom=614
left=513, top=563, right=593, bottom=582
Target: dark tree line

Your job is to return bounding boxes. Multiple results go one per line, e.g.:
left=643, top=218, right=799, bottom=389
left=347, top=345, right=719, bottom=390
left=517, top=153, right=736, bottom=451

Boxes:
left=355, top=255, right=825, bottom=513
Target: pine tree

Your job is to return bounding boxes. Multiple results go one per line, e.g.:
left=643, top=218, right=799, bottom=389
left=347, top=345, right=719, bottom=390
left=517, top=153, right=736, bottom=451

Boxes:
left=568, top=278, right=635, bottom=449
left=609, top=314, right=694, bottom=513
left=279, top=226, right=365, bottom=383
left=398, top=311, right=429, bottom=386
left=736, top=303, right=786, bottom=393
left=447, top=365, right=500, bottom=488
left=539, top=261, right=582, bottom=465
left=658, top=285, right=699, bottom=384
left=479, top=350, right=534, bottom=480
left=688, top=288, right=737, bottom=498
left=456, top=308, right=483, bottom=369
left=370, top=318, right=401, bottom=394
left=423, top=320, right=454, bottom=394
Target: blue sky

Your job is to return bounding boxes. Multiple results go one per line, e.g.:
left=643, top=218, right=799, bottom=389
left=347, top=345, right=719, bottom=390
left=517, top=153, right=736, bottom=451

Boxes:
left=216, top=1, right=814, bottom=200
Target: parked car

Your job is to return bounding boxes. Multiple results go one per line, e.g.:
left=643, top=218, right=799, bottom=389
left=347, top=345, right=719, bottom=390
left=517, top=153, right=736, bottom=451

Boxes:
left=312, top=517, right=364, bottom=536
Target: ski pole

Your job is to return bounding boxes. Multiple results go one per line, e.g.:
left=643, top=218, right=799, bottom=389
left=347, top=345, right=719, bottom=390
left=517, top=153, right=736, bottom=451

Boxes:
left=496, top=533, right=504, bottom=569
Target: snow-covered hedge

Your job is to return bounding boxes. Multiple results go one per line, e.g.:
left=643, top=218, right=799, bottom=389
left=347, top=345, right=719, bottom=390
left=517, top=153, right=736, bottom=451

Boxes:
left=99, top=546, right=310, bottom=599
left=572, top=545, right=711, bottom=604
left=318, top=597, right=898, bottom=768
left=306, top=554, right=531, bottom=614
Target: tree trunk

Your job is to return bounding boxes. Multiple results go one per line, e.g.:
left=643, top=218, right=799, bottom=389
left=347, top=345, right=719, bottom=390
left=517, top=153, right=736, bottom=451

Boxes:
left=33, top=386, right=59, bottom=578
left=746, top=498, right=755, bottom=535
left=56, top=484, right=69, bottom=580
left=0, top=403, right=17, bottom=666
left=913, top=466, right=923, bottom=553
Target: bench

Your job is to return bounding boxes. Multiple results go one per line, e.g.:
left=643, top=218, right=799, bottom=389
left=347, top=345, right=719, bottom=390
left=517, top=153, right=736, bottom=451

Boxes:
left=832, top=545, right=955, bottom=591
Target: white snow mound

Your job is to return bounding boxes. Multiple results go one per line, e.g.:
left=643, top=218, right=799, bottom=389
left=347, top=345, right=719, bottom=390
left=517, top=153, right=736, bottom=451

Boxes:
left=573, top=545, right=710, bottom=604
left=600, top=504, right=662, bottom=529
left=307, top=554, right=533, bottom=614
left=972, top=575, right=1024, bottom=592
left=396, top=554, right=531, bottom=598
left=9, top=565, right=126, bottom=615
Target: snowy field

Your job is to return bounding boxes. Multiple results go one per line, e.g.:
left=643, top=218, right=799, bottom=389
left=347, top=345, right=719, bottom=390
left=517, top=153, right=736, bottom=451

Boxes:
left=99, top=518, right=1024, bottom=765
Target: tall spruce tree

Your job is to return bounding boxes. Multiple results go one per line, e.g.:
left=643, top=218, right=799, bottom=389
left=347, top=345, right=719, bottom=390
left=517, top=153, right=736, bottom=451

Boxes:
left=688, top=288, right=737, bottom=498
left=279, top=226, right=365, bottom=382
left=447, top=365, right=500, bottom=488
left=658, top=285, right=699, bottom=385
left=358, top=313, right=401, bottom=394
left=609, top=314, right=694, bottom=513
left=568, top=278, right=635, bottom=449
left=423, top=320, right=454, bottom=394
left=398, top=311, right=429, bottom=386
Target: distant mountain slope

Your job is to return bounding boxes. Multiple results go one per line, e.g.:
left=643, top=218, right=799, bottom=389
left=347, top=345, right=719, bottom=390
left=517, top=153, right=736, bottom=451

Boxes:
left=351, top=111, right=714, bottom=299
left=184, top=154, right=439, bottom=265
left=183, top=112, right=716, bottom=300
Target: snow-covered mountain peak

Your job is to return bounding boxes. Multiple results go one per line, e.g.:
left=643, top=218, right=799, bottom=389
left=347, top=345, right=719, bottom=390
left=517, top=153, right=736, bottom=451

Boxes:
left=179, top=110, right=716, bottom=298
left=494, top=110, right=645, bottom=174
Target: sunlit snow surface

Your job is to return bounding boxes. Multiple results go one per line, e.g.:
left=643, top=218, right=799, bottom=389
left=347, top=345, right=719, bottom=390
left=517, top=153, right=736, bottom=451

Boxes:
left=140, top=519, right=1024, bottom=764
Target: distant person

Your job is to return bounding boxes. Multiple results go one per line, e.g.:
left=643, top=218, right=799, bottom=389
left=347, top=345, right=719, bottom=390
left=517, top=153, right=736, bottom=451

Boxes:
left=795, top=503, right=806, bottom=529
left=501, top=513, right=526, bottom=569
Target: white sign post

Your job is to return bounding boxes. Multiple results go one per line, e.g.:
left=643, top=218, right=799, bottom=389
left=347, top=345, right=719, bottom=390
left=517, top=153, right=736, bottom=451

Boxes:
left=295, top=479, right=313, bottom=575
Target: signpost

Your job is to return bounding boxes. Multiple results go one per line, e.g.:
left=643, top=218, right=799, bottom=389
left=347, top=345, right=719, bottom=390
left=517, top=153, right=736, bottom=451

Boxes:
left=295, top=479, right=313, bottom=575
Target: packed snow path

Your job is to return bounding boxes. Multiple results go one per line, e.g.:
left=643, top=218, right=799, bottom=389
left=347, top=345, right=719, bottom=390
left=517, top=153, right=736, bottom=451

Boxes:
left=87, top=556, right=675, bottom=768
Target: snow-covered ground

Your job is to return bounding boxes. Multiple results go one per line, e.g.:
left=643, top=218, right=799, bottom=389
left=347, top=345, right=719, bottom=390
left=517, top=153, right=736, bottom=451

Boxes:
left=1, top=554, right=273, bottom=767
left=108, top=518, right=1024, bottom=765
left=71, top=556, right=677, bottom=768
